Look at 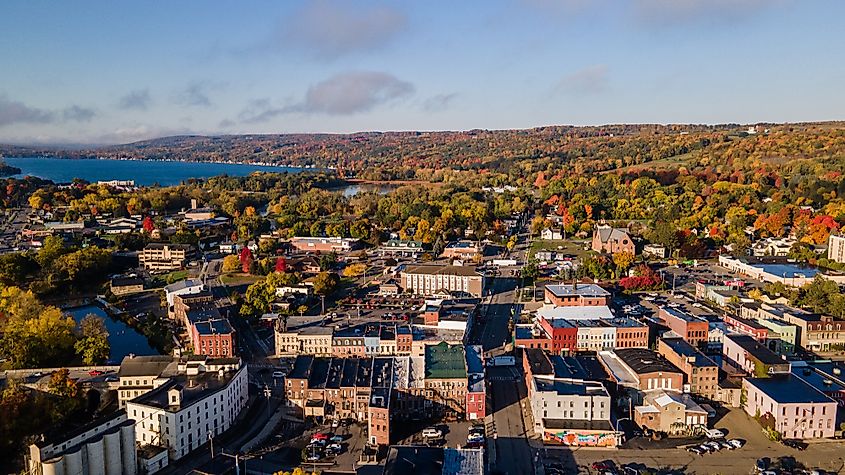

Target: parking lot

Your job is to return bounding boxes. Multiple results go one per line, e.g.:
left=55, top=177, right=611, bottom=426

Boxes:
left=545, top=407, right=845, bottom=474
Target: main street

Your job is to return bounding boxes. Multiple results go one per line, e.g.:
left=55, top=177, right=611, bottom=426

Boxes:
left=475, top=229, right=539, bottom=475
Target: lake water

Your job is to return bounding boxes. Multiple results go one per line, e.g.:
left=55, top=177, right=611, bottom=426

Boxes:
left=5, top=156, right=312, bottom=187
left=65, top=304, right=158, bottom=363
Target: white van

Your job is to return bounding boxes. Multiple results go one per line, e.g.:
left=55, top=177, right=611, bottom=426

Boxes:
left=422, top=428, right=442, bottom=439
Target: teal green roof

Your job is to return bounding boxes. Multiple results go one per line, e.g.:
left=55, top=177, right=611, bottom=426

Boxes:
left=425, top=342, right=467, bottom=379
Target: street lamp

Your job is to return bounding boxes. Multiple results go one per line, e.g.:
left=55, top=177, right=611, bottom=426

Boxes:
left=218, top=451, right=241, bottom=475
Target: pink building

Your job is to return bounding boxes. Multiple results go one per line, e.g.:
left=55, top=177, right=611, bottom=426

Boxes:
left=743, top=376, right=837, bottom=439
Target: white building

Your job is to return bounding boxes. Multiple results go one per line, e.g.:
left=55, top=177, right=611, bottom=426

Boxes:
left=530, top=378, right=611, bottom=433
left=540, top=228, right=563, bottom=240
left=643, top=244, right=668, bottom=259
left=164, top=279, right=205, bottom=308
left=751, top=237, right=796, bottom=257
left=829, top=234, right=845, bottom=264
left=27, top=410, right=137, bottom=475
left=126, top=358, right=247, bottom=462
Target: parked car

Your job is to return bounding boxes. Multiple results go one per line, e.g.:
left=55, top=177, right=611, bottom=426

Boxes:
left=705, top=428, right=725, bottom=439
left=88, top=370, right=104, bottom=376
left=756, top=457, right=770, bottom=472
left=686, top=446, right=702, bottom=455
left=272, top=371, right=285, bottom=378
left=728, top=439, right=745, bottom=449
left=422, top=427, right=443, bottom=439
left=329, top=435, right=344, bottom=443
left=783, top=439, right=808, bottom=451
left=327, top=443, right=343, bottom=453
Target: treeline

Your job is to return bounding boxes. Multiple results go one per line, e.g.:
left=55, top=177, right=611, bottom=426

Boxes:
left=5, top=122, right=843, bottom=181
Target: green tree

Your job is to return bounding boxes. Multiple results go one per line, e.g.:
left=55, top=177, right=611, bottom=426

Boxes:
left=313, top=272, right=340, bottom=314
left=36, top=235, right=67, bottom=268
left=0, top=287, right=77, bottom=368
left=74, top=314, right=110, bottom=365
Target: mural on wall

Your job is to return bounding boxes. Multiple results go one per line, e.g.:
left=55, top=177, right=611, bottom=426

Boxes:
left=544, top=430, right=618, bottom=447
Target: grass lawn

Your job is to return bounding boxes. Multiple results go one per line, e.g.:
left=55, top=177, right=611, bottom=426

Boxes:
left=220, top=273, right=263, bottom=286
left=150, top=269, right=190, bottom=287
left=529, top=239, right=592, bottom=259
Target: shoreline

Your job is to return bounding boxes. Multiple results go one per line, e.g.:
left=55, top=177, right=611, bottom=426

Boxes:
left=5, top=155, right=332, bottom=171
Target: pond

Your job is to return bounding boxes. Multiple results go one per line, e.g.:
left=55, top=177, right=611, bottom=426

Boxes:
left=65, top=304, right=159, bottom=363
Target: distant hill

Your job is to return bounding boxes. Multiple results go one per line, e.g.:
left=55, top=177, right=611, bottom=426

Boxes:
left=2, top=122, right=844, bottom=181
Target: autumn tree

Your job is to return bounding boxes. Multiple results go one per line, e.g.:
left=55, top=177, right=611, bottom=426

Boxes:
left=612, top=251, right=635, bottom=276
left=74, top=314, right=110, bottom=365
left=142, top=216, right=155, bottom=233
left=239, top=247, right=254, bottom=274
left=313, top=272, right=340, bottom=314
left=0, top=287, right=77, bottom=368
left=342, top=263, right=367, bottom=278
left=222, top=254, right=241, bottom=273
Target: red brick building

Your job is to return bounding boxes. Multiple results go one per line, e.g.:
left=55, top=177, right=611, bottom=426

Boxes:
left=191, top=319, right=236, bottom=357
left=659, top=307, right=709, bottom=347
left=538, top=317, right=578, bottom=354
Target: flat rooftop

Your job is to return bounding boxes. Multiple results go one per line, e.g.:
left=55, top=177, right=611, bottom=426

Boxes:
left=661, top=306, right=705, bottom=324
left=538, top=305, right=614, bottom=321
left=425, top=342, right=467, bottom=380
left=545, top=283, right=610, bottom=298
left=534, top=378, right=608, bottom=397
left=403, top=265, right=481, bottom=277
left=614, top=348, right=682, bottom=375
left=525, top=348, right=554, bottom=375
left=746, top=375, right=835, bottom=404
left=725, top=334, right=784, bottom=365
left=660, top=338, right=717, bottom=367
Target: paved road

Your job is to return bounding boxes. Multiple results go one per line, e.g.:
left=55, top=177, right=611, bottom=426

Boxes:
left=478, top=274, right=536, bottom=475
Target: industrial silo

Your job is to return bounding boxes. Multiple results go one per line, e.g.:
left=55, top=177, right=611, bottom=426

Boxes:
left=120, top=420, right=138, bottom=475
left=85, top=436, right=105, bottom=475
left=103, top=428, right=123, bottom=475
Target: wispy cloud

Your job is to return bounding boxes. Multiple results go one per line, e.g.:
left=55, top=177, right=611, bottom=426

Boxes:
left=279, top=0, right=407, bottom=58
left=423, top=93, right=459, bottom=112
left=118, top=89, right=152, bottom=110
left=300, top=71, right=414, bottom=114
left=175, top=82, right=213, bottom=107
left=237, top=98, right=286, bottom=124
left=0, top=95, right=54, bottom=127
left=62, top=105, right=95, bottom=122
left=236, top=71, right=415, bottom=123
left=0, top=96, right=96, bottom=127
left=555, top=65, right=609, bottom=95
left=93, top=124, right=193, bottom=145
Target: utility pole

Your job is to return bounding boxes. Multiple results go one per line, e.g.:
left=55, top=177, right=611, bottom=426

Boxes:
left=263, top=385, right=272, bottom=420
left=208, top=432, right=214, bottom=459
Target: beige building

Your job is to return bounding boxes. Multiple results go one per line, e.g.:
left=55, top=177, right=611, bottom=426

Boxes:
left=634, top=390, right=709, bottom=436
left=400, top=265, right=485, bottom=297
left=139, top=244, right=192, bottom=271
left=275, top=326, right=333, bottom=356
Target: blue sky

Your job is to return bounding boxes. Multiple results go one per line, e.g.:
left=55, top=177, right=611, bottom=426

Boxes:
left=0, top=0, right=843, bottom=144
